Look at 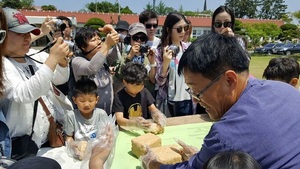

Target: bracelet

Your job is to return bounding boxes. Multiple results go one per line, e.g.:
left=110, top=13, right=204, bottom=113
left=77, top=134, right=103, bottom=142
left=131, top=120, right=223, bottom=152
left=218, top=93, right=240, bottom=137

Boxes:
left=150, top=62, right=157, bottom=67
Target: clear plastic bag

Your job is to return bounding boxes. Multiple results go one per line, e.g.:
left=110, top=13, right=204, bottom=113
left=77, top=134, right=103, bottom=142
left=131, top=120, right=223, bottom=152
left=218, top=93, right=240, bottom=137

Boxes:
left=80, top=114, right=119, bottom=169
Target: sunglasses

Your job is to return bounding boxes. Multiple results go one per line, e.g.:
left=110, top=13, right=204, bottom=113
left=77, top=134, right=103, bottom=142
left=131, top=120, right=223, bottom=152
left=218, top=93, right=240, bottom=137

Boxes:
left=132, top=35, right=147, bottom=42
left=145, top=24, right=158, bottom=29
left=0, top=30, right=6, bottom=44
left=213, top=21, right=232, bottom=28
left=173, top=25, right=189, bottom=33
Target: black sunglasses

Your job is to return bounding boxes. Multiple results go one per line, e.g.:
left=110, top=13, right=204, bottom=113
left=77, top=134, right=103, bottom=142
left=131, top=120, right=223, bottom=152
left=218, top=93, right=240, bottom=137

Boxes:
left=173, top=25, right=189, bottom=33
left=145, top=24, right=158, bottom=29
left=132, top=35, right=147, bottom=42
left=213, top=21, right=232, bottom=28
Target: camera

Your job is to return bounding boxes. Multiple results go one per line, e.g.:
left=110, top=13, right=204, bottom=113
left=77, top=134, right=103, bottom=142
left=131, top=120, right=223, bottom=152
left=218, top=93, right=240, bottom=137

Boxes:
left=139, top=44, right=149, bottom=54
left=168, top=44, right=179, bottom=57
left=52, top=19, right=66, bottom=31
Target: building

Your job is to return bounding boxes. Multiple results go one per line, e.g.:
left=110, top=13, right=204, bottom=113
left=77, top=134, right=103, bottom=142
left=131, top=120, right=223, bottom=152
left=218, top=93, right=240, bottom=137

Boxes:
left=20, top=10, right=285, bottom=46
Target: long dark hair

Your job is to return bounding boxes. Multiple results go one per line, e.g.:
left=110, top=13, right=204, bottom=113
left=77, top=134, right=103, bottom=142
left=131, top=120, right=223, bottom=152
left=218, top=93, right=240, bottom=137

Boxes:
left=0, top=8, right=7, bottom=96
left=158, top=12, right=188, bottom=49
left=211, top=6, right=235, bottom=32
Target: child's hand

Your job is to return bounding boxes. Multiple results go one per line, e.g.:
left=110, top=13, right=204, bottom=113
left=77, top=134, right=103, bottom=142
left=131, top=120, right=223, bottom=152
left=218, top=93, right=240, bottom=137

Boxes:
left=151, top=110, right=167, bottom=127
left=127, top=117, right=151, bottom=130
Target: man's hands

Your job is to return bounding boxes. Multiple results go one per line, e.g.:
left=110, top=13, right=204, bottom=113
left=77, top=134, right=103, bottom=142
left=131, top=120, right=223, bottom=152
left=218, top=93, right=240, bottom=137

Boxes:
left=174, top=138, right=198, bottom=161
left=140, top=146, right=163, bottom=169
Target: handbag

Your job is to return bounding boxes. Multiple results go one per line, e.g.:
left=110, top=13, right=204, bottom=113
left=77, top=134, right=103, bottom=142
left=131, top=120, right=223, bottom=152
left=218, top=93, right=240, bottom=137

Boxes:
left=38, top=98, right=65, bottom=147
left=11, top=100, right=39, bottom=160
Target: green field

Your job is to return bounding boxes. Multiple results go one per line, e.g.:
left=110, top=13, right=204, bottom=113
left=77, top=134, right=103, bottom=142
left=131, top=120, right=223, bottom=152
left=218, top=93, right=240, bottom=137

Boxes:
left=249, top=55, right=276, bottom=79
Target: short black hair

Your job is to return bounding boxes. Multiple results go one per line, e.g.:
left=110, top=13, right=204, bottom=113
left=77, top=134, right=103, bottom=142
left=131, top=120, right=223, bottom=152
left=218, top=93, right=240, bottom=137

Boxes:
left=178, top=32, right=250, bottom=80
left=263, top=57, right=300, bottom=83
left=202, top=151, right=262, bottom=169
left=75, top=27, right=100, bottom=51
left=139, top=10, right=158, bottom=24
left=56, top=15, right=72, bottom=28
left=121, top=62, right=148, bottom=85
left=73, top=78, right=97, bottom=97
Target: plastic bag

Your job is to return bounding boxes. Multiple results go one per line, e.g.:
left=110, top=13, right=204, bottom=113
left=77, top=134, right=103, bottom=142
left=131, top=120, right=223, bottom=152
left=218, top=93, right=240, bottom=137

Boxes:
left=80, top=114, right=119, bottom=169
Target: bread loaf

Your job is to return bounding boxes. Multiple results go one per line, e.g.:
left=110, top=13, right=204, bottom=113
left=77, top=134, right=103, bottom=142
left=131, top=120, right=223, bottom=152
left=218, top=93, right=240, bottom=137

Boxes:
left=131, top=133, right=161, bottom=158
left=151, top=145, right=182, bottom=164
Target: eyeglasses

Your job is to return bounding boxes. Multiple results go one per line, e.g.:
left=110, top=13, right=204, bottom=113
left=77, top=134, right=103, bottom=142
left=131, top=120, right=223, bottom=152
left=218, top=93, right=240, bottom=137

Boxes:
left=185, top=72, right=224, bottom=101
left=145, top=24, right=158, bottom=29
left=213, top=21, right=232, bottom=28
left=0, top=30, right=6, bottom=44
left=173, top=24, right=189, bottom=33
left=132, top=35, right=147, bottom=42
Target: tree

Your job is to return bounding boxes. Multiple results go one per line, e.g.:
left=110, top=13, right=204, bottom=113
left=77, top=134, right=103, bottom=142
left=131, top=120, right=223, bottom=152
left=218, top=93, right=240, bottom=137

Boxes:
left=86, top=1, right=133, bottom=14
left=279, top=24, right=300, bottom=42
left=41, top=5, right=57, bottom=11
left=2, top=0, right=22, bottom=9
left=144, top=3, right=152, bottom=11
left=155, top=1, right=174, bottom=15
left=281, top=13, right=293, bottom=24
left=84, top=18, right=106, bottom=31
left=20, top=0, right=35, bottom=10
left=225, top=0, right=287, bottom=19
left=121, top=6, right=133, bottom=14
left=225, top=0, right=257, bottom=18
left=293, top=10, right=300, bottom=24
left=257, top=0, right=287, bottom=19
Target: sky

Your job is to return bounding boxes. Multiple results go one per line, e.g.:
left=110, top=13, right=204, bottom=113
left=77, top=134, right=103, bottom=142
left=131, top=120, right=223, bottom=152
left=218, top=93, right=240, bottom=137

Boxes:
left=34, top=0, right=299, bottom=14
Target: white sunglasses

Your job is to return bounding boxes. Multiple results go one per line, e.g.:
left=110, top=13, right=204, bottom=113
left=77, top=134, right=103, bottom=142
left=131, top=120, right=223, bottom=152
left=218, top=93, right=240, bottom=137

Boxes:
left=0, top=30, right=6, bottom=44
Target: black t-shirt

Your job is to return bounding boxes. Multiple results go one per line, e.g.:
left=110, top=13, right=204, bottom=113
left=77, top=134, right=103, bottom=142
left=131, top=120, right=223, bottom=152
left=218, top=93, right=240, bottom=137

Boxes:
left=112, top=88, right=155, bottom=119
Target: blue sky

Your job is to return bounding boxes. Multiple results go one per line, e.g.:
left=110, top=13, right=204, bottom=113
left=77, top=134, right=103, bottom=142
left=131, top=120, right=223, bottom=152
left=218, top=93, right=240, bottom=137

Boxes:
left=34, top=0, right=299, bottom=14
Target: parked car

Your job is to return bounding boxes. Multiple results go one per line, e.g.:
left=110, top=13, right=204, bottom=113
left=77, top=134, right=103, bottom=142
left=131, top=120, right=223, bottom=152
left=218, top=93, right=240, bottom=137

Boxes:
left=254, top=43, right=285, bottom=55
left=272, top=43, right=287, bottom=54
left=278, top=43, right=300, bottom=55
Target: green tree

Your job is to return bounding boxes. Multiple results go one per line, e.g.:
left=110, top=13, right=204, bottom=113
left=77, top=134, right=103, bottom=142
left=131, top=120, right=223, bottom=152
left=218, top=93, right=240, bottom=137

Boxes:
left=243, top=23, right=266, bottom=48
left=121, top=6, right=133, bottom=14
left=225, top=0, right=257, bottom=18
left=86, top=1, right=133, bottom=14
left=2, top=0, right=22, bottom=9
left=144, top=2, right=153, bottom=11
left=257, top=0, right=287, bottom=19
left=281, top=13, right=293, bottom=24
left=292, top=10, right=300, bottom=24
left=41, top=5, right=57, bottom=11
left=84, top=18, right=106, bottom=30
left=279, top=24, right=300, bottom=41
left=155, top=1, right=174, bottom=15
left=20, top=0, right=35, bottom=10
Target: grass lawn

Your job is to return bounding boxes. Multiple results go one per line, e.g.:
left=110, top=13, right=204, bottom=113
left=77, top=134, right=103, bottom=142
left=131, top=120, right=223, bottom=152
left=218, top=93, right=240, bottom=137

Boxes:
left=249, top=55, right=276, bottom=79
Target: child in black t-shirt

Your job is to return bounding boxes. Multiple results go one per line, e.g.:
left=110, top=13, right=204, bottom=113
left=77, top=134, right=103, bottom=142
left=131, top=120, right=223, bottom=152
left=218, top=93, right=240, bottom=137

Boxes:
left=112, top=62, right=166, bottom=131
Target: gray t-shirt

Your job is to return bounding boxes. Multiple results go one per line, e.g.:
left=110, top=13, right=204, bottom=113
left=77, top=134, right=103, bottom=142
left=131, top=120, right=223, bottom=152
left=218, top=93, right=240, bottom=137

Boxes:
left=64, top=108, right=107, bottom=141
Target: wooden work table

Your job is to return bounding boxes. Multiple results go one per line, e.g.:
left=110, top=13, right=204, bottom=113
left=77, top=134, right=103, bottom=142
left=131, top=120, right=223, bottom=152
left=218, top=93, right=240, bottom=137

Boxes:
left=166, top=114, right=212, bottom=126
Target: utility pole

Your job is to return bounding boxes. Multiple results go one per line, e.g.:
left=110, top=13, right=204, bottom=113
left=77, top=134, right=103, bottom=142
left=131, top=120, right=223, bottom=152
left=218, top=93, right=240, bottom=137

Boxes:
left=153, top=0, right=156, bottom=11
left=203, top=0, right=207, bottom=11
left=118, top=0, right=121, bottom=21
left=95, top=0, right=97, bottom=12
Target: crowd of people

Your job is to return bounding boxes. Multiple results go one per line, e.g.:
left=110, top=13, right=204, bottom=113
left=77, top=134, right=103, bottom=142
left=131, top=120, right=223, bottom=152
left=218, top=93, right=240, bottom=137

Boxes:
left=0, top=3, right=300, bottom=169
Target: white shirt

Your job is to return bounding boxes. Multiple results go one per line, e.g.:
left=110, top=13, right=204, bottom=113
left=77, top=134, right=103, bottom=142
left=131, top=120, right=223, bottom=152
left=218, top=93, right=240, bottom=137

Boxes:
left=1, top=49, right=69, bottom=147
